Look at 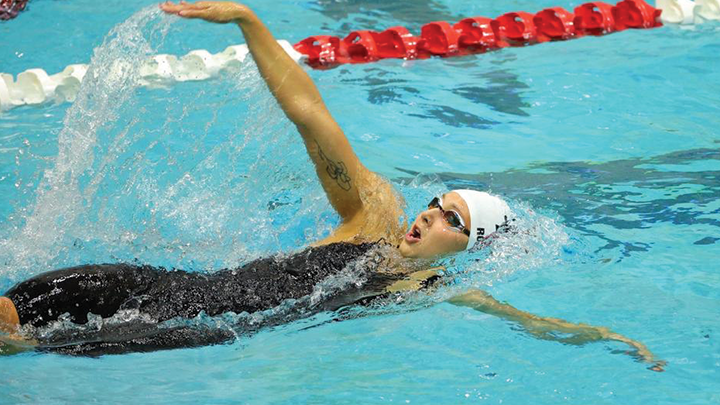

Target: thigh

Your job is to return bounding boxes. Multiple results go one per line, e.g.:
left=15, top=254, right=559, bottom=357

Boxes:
left=4, top=264, right=160, bottom=328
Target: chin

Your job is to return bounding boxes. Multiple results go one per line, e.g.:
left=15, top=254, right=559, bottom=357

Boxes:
left=398, top=240, right=422, bottom=258
left=397, top=241, right=413, bottom=258
left=399, top=243, right=439, bottom=259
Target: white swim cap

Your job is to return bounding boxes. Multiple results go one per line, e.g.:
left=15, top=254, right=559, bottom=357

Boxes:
left=453, top=189, right=512, bottom=250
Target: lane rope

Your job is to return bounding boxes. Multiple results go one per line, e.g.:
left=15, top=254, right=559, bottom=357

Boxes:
left=1, top=0, right=718, bottom=112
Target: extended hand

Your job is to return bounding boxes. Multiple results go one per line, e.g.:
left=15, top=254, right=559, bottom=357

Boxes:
left=159, top=1, right=250, bottom=24
left=449, top=289, right=667, bottom=372
left=525, top=320, right=667, bottom=371
left=598, top=329, right=667, bottom=372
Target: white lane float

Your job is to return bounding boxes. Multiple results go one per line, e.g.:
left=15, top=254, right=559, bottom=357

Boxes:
left=694, top=0, right=720, bottom=20
left=658, top=0, right=699, bottom=23
left=0, top=40, right=303, bottom=112
left=657, top=0, right=720, bottom=22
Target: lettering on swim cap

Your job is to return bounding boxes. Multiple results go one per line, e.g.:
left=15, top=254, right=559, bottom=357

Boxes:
left=476, top=227, right=485, bottom=242
left=453, top=189, right=512, bottom=251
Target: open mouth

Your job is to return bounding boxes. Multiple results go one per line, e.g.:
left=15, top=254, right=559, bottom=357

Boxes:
left=405, top=224, right=422, bottom=243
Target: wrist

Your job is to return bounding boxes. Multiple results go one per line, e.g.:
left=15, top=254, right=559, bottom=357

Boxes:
left=233, top=5, right=256, bottom=24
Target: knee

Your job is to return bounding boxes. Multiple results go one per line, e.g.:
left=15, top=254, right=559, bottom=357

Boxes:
left=0, top=297, right=20, bottom=332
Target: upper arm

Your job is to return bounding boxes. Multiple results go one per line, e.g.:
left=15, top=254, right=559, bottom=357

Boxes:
left=448, top=289, right=496, bottom=308
left=295, top=102, right=375, bottom=221
left=448, top=289, right=539, bottom=322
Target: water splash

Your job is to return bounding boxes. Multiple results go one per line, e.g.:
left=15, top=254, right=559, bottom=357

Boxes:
left=457, top=201, right=570, bottom=284
left=0, top=8, right=333, bottom=284
left=0, top=7, right=172, bottom=278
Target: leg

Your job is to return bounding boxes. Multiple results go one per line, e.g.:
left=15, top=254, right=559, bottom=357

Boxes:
left=0, top=297, right=37, bottom=354
left=0, top=297, right=20, bottom=334
left=4, top=264, right=159, bottom=329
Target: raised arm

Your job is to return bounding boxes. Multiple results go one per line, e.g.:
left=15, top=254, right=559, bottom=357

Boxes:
left=161, top=1, right=373, bottom=221
left=448, top=289, right=666, bottom=371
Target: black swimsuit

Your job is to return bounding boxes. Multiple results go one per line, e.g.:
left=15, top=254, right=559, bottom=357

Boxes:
left=4, top=242, right=402, bottom=356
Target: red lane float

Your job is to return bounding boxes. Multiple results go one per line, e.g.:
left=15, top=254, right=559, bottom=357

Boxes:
left=454, top=17, right=497, bottom=51
left=374, top=27, right=419, bottom=59
left=344, top=31, right=378, bottom=63
left=613, top=0, right=664, bottom=28
left=1, top=0, right=29, bottom=20
left=492, top=12, right=538, bottom=47
left=418, top=21, right=461, bottom=57
left=293, top=36, right=345, bottom=66
left=293, top=0, right=662, bottom=68
left=534, top=8, right=576, bottom=42
left=418, top=21, right=460, bottom=58
left=573, top=2, right=618, bottom=34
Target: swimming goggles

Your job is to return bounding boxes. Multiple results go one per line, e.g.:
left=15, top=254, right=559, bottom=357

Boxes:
left=427, top=196, right=470, bottom=237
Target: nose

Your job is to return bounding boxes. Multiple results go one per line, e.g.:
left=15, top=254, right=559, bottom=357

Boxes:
left=421, top=208, right=442, bottom=226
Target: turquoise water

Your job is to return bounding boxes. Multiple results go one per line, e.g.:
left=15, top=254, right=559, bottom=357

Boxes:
left=1, top=0, right=719, bottom=403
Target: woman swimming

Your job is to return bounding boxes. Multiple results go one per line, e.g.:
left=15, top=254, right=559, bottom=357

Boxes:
left=0, top=1, right=664, bottom=369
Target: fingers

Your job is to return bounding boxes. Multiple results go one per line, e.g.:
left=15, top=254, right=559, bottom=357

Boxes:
left=648, top=360, right=666, bottom=372
left=159, top=1, right=180, bottom=13
left=159, top=1, right=210, bottom=15
left=622, top=343, right=666, bottom=371
left=175, top=9, right=211, bottom=19
left=183, top=1, right=211, bottom=10
left=160, top=1, right=189, bottom=15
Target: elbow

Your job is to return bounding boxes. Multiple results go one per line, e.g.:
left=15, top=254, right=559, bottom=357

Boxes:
left=448, top=289, right=493, bottom=308
left=285, top=97, right=327, bottom=128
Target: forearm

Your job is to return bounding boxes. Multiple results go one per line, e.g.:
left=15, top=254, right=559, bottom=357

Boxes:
left=451, top=290, right=615, bottom=342
left=236, top=9, right=365, bottom=217
left=236, top=10, right=326, bottom=128
left=449, top=289, right=664, bottom=369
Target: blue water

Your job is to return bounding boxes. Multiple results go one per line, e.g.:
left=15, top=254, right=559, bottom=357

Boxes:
left=1, top=0, right=719, bottom=403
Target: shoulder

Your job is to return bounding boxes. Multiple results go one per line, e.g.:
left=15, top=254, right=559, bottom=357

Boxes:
left=317, top=170, right=406, bottom=245
left=355, top=170, right=407, bottom=241
left=384, top=268, right=443, bottom=293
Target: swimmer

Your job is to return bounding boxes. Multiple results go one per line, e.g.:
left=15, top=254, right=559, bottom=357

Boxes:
left=0, top=1, right=664, bottom=370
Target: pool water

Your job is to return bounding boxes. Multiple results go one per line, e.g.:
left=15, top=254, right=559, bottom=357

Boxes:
left=1, top=0, right=719, bottom=403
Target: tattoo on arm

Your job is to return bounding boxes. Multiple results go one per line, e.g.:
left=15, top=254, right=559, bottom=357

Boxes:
left=315, top=141, right=352, bottom=191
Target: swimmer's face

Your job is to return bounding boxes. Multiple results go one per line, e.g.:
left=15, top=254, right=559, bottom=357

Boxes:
left=399, top=192, right=470, bottom=259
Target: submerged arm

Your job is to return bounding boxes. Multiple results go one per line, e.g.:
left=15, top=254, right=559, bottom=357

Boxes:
left=448, top=289, right=666, bottom=371
left=161, top=2, right=372, bottom=221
